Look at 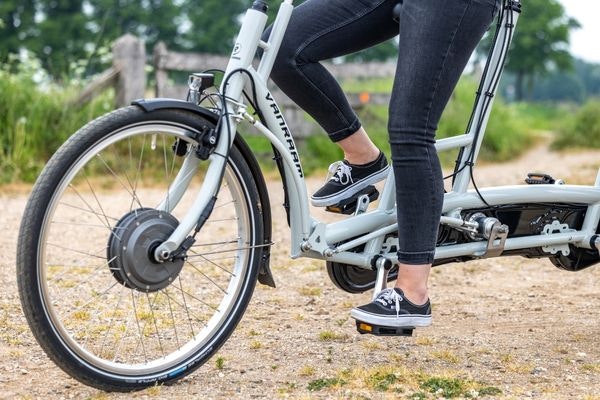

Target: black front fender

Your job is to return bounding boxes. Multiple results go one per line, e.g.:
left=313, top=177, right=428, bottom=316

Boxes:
left=132, top=98, right=276, bottom=287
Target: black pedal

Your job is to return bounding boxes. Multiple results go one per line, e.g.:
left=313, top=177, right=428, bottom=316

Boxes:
left=325, top=186, right=379, bottom=215
left=355, top=320, right=414, bottom=337
left=525, top=172, right=558, bottom=185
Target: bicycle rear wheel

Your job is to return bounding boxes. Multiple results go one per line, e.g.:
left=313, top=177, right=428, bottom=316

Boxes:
left=17, top=106, right=264, bottom=391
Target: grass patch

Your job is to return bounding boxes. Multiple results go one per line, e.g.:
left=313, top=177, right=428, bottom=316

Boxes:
left=318, top=330, right=348, bottom=342
left=362, top=340, right=384, bottom=351
left=249, top=75, right=549, bottom=178
left=215, top=356, right=225, bottom=370
left=420, top=376, right=466, bottom=398
left=144, top=384, right=163, bottom=397
left=415, top=336, right=436, bottom=346
left=307, top=377, right=347, bottom=391
left=0, top=68, right=114, bottom=183
left=581, top=364, right=600, bottom=373
left=249, top=340, right=262, bottom=349
left=301, top=365, right=502, bottom=397
left=431, top=350, right=459, bottom=364
left=366, top=370, right=400, bottom=392
left=553, top=99, right=600, bottom=149
left=298, top=287, right=322, bottom=297
left=278, top=382, right=297, bottom=395
left=298, top=365, right=315, bottom=377
left=479, top=386, right=503, bottom=396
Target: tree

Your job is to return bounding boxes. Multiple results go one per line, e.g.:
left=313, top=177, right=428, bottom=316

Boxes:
left=0, top=1, right=37, bottom=63
left=179, top=1, right=246, bottom=54
left=32, top=0, right=90, bottom=79
left=501, top=0, right=579, bottom=100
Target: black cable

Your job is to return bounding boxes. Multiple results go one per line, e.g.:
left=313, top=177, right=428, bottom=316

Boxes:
left=468, top=1, right=515, bottom=208
left=446, top=1, right=508, bottom=183
left=188, top=67, right=262, bottom=235
left=445, top=0, right=516, bottom=210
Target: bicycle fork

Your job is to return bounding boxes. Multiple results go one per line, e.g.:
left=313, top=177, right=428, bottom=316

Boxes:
left=154, top=4, right=271, bottom=261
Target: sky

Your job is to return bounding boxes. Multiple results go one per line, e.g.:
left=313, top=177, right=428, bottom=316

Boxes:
left=557, top=0, right=600, bottom=63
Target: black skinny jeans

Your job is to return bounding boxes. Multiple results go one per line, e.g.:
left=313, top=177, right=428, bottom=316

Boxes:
left=265, top=0, right=499, bottom=264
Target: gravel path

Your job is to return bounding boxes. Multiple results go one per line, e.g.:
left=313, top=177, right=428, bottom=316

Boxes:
left=1, top=143, right=599, bottom=399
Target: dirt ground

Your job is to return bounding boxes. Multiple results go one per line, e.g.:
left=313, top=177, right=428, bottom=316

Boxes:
left=1, top=144, right=599, bottom=400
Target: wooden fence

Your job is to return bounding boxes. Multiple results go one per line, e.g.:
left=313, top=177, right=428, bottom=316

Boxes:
left=79, top=35, right=393, bottom=138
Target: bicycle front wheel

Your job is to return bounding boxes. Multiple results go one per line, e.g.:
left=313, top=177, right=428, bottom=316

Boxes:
left=17, top=106, right=264, bottom=391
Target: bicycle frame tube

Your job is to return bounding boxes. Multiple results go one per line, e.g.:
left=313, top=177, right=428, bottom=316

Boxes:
left=159, top=0, right=600, bottom=268
left=447, top=2, right=520, bottom=194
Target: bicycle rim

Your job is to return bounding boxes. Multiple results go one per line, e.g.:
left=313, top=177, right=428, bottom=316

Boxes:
left=33, top=121, right=256, bottom=379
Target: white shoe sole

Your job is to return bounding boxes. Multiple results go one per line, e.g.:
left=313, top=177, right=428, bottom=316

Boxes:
left=350, top=308, right=432, bottom=328
left=310, top=165, right=390, bottom=207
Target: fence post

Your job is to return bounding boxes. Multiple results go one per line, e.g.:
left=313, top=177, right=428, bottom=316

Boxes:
left=153, top=41, right=169, bottom=98
left=113, top=34, right=146, bottom=107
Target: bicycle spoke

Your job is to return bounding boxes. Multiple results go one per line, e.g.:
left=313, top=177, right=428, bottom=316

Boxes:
left=176, top=277, right=196, bottom=338
left=96, top=153, right=143, bottom=210
left=99, top=285, right=126, bottom=358
left=131, top=291, right=148, bottom=363
left=165, top=287, right=181, bottom=350
left=130, top=134, right=147, bottom=211
left=84, top=173, right=113, bottom=231
left=146, top=292, right=165, bottom=359
left=186, top=242, right=270, bottom=258
left=185, top=260, right=228, bottom=294
left=68, top=184, right=114, bottom=232
left=188, top=248, right=235, bottom=277
left=57, top=201, right=120, bottom=222
left=171, top=276, right=222, bottom=311
left=191, top=238, right=239, bottom=249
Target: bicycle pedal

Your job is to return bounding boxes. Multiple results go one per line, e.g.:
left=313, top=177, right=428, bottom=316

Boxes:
left=525, top=172, right=564, bottom=185
left=325, top=186, right=379, bottom=215
left=355, top=320, right=414, bottom=337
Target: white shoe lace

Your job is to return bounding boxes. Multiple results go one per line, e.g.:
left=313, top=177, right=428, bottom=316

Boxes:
left=326, top=161, right=353, bottom=185
left=374, top=288, right=403, bottom=318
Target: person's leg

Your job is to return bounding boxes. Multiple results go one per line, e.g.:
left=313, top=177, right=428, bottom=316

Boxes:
left=263, top=0, right=398, bottom=206
left=265, top=0, right=398, bottom=142
left=337, top=127, right=380, bottom=165
left=352, top=0, right=499, bottom=327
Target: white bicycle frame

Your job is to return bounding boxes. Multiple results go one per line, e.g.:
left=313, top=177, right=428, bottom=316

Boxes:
left=155, top=0, right=600, bottom=271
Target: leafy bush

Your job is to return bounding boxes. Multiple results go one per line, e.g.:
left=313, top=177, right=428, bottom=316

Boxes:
left=437, top=77, right=535, bottom=162
left=0, top=59, right=113, bottom=183
left=552, top=99, right=600, bottom=149
left=290, top=76, right=539, bottom=176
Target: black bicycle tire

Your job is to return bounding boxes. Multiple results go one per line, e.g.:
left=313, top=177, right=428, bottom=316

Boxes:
left=16, top=106, right=264, bottom=391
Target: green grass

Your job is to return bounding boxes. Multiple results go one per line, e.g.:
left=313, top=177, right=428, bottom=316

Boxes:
left=302, top=366, right=503, bottom=398
left=303, top=75, right=547, bottom=175
left=0, top=67, right=113, bottom=183
left=242, top=75, right=552, bottom=177
left=1, top=67, right=576, bottom=185
left=307, top=377, right=347, bottom=391
left=420, top=377, right=466, bottom=398
left=552, top=99, right=600, bottom=150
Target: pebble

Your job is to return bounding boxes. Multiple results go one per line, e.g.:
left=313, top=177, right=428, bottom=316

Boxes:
left=531, top=366, right=547, bottom=375
left=575, top=352, right=586, bottom=361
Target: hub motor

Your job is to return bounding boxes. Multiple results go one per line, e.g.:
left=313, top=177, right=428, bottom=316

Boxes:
left=107, top=208, right=184, bottom=292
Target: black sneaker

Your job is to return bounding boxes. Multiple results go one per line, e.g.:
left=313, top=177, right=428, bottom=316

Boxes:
left=350, top=288, right=432, bottom=328
left=311, top=152, right=389, bottom=207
